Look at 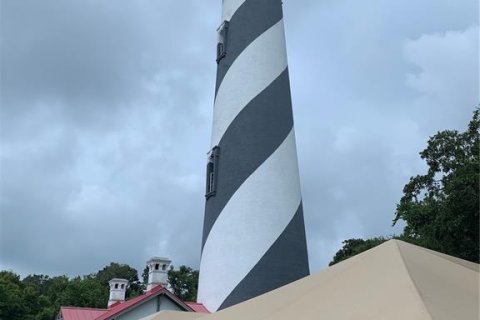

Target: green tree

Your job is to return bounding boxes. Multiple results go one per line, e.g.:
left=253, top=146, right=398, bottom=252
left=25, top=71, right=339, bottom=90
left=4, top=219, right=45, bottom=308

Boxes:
left=142, top=266, right=149, bottom=287
left=329, top=237, right=390, bottom=266
left=393, top=108, right=479, bottom=262
left=95, top=263, right=143, bottom=298
left=0, top=271, right=27, bottom=320
left=21, top=274, right=56, bottom=319
left=35, top=307, right=57, bottom=320
left=58, top=275, right=108, bottom=309
left=22, top=274, right=50, bottom=295
left=22, top=284, right=42, bottom=319
left=41, top=275, right=69, bottom=312
left=167, top=266, right=199, bottom=302
left=0, top=262, right=146, bottom=319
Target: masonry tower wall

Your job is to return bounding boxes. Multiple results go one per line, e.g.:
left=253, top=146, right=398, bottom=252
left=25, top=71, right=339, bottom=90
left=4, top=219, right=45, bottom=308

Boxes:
left=198, top=0, right=310, bottom=312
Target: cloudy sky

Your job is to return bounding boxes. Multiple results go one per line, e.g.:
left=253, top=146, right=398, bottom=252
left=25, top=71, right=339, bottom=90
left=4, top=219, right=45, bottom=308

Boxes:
left=0, top=0, right=478, bottom=278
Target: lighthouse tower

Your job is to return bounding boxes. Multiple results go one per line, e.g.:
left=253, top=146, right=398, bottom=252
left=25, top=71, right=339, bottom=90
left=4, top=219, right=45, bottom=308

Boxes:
left=198, top=0, right=309, bottom=312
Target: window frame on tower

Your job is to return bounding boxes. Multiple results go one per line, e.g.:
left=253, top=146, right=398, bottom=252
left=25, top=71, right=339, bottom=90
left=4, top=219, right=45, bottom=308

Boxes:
left=206, top=146, right=220, bottom=198
left=216, top=21, right=229, bottom=63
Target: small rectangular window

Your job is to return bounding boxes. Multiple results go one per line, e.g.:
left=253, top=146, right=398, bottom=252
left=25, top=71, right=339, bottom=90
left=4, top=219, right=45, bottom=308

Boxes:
left=216, top=21, right=229, bottom=63
left=206, top=146, right=220, bottom=198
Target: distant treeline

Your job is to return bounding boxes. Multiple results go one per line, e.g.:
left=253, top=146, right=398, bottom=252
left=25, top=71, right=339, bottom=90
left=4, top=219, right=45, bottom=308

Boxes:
left=0, top=263, right=198, bottom=320
left=0, top=262, right=142, bottom=320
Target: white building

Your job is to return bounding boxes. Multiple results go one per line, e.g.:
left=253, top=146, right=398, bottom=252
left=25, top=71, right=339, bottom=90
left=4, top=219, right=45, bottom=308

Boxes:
left=57, top=257, right=208, bottom=320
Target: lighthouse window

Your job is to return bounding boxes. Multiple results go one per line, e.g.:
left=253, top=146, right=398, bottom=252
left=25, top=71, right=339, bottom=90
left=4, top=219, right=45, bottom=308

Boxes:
left=121, top=284, right=125, bottom=289
left=216, top=21, right=229, bottom=63
left=115, top=284, right=119, bottom=289
left=155, top=263, right=159, bottom=270
left=206, top=146, right=220, bottom=198
left=162, top=264, right=167, bottom=271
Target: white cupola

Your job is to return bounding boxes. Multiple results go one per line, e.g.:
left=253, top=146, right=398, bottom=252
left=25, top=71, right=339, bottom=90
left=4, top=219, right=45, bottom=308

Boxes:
left=108, top=278, right=129, bottom=307
left=146, top=257, right=171, bottom=291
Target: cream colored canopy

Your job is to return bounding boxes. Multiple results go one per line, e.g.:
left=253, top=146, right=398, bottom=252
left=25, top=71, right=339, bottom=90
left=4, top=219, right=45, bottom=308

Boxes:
left=142, top=240, right=479, bottom=320
left=139, top=310, right=206, bottom=320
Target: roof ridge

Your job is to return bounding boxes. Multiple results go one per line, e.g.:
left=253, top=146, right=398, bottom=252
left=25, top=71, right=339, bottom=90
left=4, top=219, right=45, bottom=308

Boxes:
left=162, top=288, right=195, bottom=311
left=255, top=241, right=390, bottom=317
left=394, top=240, right=434, bottom=320
left=94, top=288, right=165, bottom=320
left=61, top=306, right=107, bottom=311
left=414, top=244, right=480, bottom=272
left=94, top=284, right=195, bottom=320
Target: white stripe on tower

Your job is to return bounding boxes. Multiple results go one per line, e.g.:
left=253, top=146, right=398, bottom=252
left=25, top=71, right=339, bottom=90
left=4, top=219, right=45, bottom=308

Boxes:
left=211, top=20, right=288, bottom=147
left=199, top=130, right=301, bottom=312
left=198, top=0, right=309, bottom=312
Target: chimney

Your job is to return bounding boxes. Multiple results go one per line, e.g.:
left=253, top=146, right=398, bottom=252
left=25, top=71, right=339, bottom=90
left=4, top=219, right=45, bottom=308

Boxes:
left=146, top=257, right=171, bottom=291
left=108, top=278, right=129, bottom=307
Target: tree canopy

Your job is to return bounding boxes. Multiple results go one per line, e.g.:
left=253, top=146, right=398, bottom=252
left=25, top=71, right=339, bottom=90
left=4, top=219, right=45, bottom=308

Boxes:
left=167, top=265, right=199, bottom=302
left=393, top=108, right=479, bottom=262
left=96, top=262, right=144, bottom=298
left=330, top=108, right=479, bottom=265
left=0, top=271, right=73, bottom=320
left=0, top=262, right=144, bottom=320
left=0, top=262, right=201, bottom=320
left=0, top=271, right=26, bottom=320
left=329, top=237, right=390, bottom=266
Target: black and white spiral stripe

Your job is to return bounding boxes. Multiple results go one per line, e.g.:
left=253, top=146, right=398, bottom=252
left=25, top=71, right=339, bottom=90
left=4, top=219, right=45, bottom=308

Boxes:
left=198, top=0, right=309, bottom=312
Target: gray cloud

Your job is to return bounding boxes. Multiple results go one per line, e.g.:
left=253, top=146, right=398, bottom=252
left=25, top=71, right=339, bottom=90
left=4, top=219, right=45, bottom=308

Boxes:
left=0, top=0, right=478, bottom=277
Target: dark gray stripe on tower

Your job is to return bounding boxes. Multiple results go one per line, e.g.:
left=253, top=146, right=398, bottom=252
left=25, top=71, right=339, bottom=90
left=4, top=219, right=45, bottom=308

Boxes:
left=215, top=0, right=283, bottom=96
left=219, top=203, right=310, bottom=310
left=202, top=68, right=293, bottom=249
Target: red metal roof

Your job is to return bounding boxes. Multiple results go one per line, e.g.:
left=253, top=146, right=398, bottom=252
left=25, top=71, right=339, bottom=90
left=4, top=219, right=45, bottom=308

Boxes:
left=59, top=286, right=209, bottom=320
left=60, top=307, right=107, bottom=320
left=185, top=302, right=210, bottom=313
left=107, top=301, right=121, bottom=309
left=94, top=285, right=194, bottom=320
